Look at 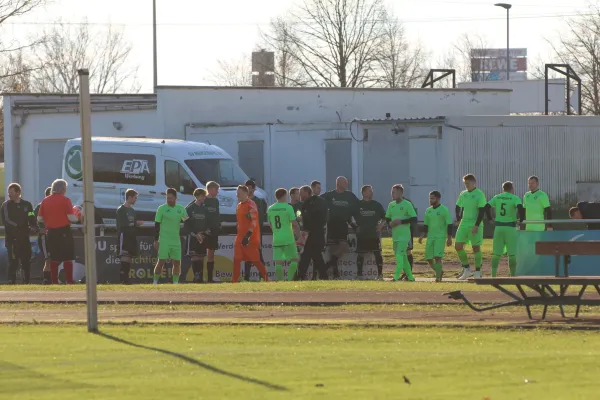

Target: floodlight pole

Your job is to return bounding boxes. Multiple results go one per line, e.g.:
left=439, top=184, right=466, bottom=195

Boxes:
left=78, top=69, right=98, bottom=333
left=495, top=3, right=512, bottom=81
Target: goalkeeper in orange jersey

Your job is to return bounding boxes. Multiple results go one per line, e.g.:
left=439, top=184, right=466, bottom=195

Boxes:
left=233, top=185, right=269, bottom=283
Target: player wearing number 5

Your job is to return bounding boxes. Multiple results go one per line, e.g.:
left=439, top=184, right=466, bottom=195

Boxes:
left=268, top=188, right=301, bottom=281
left=485, top=182, right=525, bottom=277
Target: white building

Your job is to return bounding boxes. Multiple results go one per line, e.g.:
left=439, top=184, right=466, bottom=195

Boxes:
left=3, top=86, right=600, bottom=218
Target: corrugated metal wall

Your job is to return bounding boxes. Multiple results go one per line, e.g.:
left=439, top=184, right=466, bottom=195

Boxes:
left=445, top=125, right=600, bottom=207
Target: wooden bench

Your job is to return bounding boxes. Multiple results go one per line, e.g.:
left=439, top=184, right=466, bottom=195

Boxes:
left=446, top=241, right=600, bottom=320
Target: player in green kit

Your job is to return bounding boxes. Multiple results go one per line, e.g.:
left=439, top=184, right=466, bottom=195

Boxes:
left=153, top=188, right=189, bottom=284
left=268, top=188, right=301, bottom=281
left=523, top=176, right=552, bottom=232
left=385, top=184, right=417, bottom=281
left=418, top=191, right=453, bottom=282
left=485, top=181, right=525, bottom=277
left=455, top=174, right=487, bottom=280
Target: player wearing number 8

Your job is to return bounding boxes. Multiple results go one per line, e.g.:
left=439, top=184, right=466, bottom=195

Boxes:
left=484, top=181, right=525, bottom=277
left=268, top=188, right=301, bottom=281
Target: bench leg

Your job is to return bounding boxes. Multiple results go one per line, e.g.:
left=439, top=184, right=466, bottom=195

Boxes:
left=575, top=304, right=581, bottom=318
left=525, top=305, right=533, bottom=320
left=574, top=285, right=587, bottom=319
left=542, top=305, right=548, bottom=320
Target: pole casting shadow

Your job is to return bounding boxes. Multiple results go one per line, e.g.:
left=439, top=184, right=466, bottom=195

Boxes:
left=96, top=331, right=287, bottom=392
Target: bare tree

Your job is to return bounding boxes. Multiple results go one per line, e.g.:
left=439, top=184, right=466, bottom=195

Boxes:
left=31, top=20, right=139, bottom=94
left=375, top=17, right=428, bottom=88
left=209, top=55, right=252, bottom=86
left=435, top=33, right=490, bottom=83
left=549, top=4, right=600, bottom=114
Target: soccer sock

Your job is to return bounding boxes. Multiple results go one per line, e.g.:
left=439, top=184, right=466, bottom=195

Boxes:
left=43, top=270, right=51, bottom=283
left=172, top=274, right=180, bottom=284
left=394, top=253, right=404, bottom=281
left=403, top=255, right=415, bottom=281
left=474, top=251, right=483, bottom=271
left=356, top=255, right=364, bottom=277
left=50, top=261, right=60, bottom=284
left=120, top=261, right=131, bottom=283
left=275, top=263, right=284, bottom=281
left=192, top=260, right=204, bottom=282
left=22, top=262, right=31, bottom=284
left=456, top=249, right=469, bottom=267
left=232, top=259, right=242, bottom=283
left=329, top=255, right=339, bottom=277
left=244, top=262, right=252, bottom=281
left=374, top=252, right=383, bottom=276
left=288, top=261, right=298, bottom=281
left=408, top=254, right=414, bottom=272
left=207, top=261, right=215, bottom=282
left=434, top=263, right=443, bottom=280
left=491, top=255, right=500, bottom=277
left=508, top=255, right=517, bottom=277
left=254, top=261, right=269, bottom=282
left=63, top=261, right=74, bottom=284
left=153, top=273, right=160, bottom=284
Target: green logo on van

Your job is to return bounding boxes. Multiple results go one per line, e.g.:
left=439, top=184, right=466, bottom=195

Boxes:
left=65, top=145, right=83, bottom=180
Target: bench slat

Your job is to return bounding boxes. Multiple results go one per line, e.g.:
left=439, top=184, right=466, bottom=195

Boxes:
left=535, top=241, right=600, bottom=256
left=475, top=276, right=600, bottom=285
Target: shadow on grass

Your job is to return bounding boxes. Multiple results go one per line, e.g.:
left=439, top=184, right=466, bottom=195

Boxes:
left=96, top=331, right=288, bottom=392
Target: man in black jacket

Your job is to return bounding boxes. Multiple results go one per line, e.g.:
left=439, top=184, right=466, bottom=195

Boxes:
left=1, top=183, right=37, bottom=284
left=569, top=202, right=600, bottom=230
left=297, top=185, right=328, bottom=280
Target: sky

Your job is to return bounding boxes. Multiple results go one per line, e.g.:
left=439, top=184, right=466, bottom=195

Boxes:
left=1, top=0, right=592, bottom=93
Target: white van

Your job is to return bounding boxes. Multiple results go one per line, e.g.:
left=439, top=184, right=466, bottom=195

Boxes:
left=62, top=138, right=267, bottom=226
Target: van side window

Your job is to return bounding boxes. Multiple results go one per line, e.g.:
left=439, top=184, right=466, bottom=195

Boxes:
left=93, top=153, right=156, bottom=185
left=165, top=160, right=197, bottom=195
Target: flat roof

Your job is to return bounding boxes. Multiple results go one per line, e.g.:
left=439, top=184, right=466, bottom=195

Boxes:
left=155, top=85, right=513, bottom=93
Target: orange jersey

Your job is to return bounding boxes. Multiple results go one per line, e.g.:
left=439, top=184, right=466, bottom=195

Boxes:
left=236, top=199, right=261, bottom=244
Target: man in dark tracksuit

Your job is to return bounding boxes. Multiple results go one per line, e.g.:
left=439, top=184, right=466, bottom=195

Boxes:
left=245, top=180, right=268, bottom=281
left=569, top=202, right=600, bottom=230
left=1, top=183, right=37, bottom=284
left=297, top=185, right=328, bottom=280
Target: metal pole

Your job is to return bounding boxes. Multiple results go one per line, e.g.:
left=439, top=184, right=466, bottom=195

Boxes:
left=78, top=69, right=98, bottom=333
left=506, top=8, right=510, bottom=81
left=544, top=64, right=549, bottom=115
left=153, top=0, right=158, bottom=92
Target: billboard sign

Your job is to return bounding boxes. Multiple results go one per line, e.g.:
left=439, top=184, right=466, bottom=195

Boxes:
left=470, top=48, right=528, bottom=82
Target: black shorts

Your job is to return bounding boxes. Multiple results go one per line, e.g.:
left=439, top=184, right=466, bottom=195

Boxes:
left=327, top=221, right=349, bottom=244
left=203, top=233, right=219, bottom=251
left=356, top=236, right=381, bottom=253
left=38, top=234, right=49, bottom=260
left=119, top=232, right=138, bottom=258
left=187, top=234, right=207, bottom=257
left=47, top=226, right=75, bottom=262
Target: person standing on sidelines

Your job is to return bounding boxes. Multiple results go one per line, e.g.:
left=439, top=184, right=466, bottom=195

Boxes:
left=37, top=179, right=79, bottom=284
left=244, top=180, right=267, bottom=281
left=569, top=202, right=600, bottom=230
left=233, top=185, right=268, bottom=283
left=153, top=188, right=188, bottom=284
left=355, top=185, right=385, bottom=280
left=186, top=188, right=209, bottom=283
left=455, top=174, right=487, bottom=280
left=485, top=182, right=524, bottom=277
left=386, top=184, right=417, bottom=281
left=34, top=187, right=52, bottom=284
left=311, top=180, right=322, bottom=196
left=297, top=185, right=328, bottom=280
left=1, top=183, right=37, bottom=284
left=418, top=191, right=453, bottom=282
left=203, top=181, right=221, bottom=283
left=523, top=176, right=552, bottom=232
left=268, top=188, right=301, bottom=281
left=116, top=189, right=142, bottom=284
left=289, top=187, right=302, bottom=219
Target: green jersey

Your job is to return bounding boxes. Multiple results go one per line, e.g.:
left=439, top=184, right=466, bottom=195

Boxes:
left=34, top=203, right=44, bottom=229
left=185, top=202, right=208, bottom=234
left=488, top=192, right=522, bottom=225
left=155, top=203, right=188, bottom=244
left=385, top=199, right=416, bottom=241
left=456, top=188, right=487, bottom=225
left=204, top=197, right=220, bottom=230
left=424, top=204, right=452, bottom=239
left=321, top=190, right=359, bottom=222
left=116, top=205, right=137, bottom=235
left=355, top=200, right=386, bottom=239
left=268, top=202, right=297, bottom=246
left=251, top=195, right=268, bottom=231
left=523, top=190, right=550, bottom=231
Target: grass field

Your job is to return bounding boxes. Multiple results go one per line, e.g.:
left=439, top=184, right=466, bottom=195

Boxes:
left=1, top=324, right=599, bottom=400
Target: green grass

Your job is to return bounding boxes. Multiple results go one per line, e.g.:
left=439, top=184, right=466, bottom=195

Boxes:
left=1, top=325, right=600, bottom=399
left=382, top=237, right=494, bottom=265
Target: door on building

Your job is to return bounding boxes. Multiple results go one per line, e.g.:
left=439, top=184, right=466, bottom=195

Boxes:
left=238, top=140, right=265, bottom=188
left=325, top=139, right=352, bottom=192
left=408, top=134, right=439, bottom=219
left=36, top=140, right=67, bottom=203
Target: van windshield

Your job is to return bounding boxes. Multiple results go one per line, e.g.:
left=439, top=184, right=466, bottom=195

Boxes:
left=185, top=158, right=250, bottom=187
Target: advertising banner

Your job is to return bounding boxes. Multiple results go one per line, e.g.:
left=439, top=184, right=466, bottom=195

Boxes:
left=516, top=230, right=600, bottom=276
left=0, top=233, right=379, bottom=283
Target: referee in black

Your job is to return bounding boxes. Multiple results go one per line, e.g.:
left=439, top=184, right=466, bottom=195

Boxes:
left=1, top=183, right=37, bottom=284
left=297, top=185, right=328, bottom=280
left=569, top=202, right=600, bottom=230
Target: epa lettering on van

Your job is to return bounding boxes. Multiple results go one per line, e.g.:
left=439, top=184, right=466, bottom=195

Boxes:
left=121, top=159, right=150, bottom=181
left=188, top=151, right=223, bottom=157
